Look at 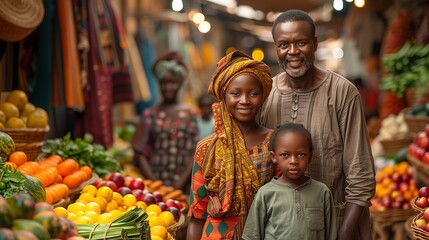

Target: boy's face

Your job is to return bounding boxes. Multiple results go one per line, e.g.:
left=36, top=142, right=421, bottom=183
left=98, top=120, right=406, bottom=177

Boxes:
left=199, top=97, right=214, bottom=119
left=270, top=131, right=311, bottom=184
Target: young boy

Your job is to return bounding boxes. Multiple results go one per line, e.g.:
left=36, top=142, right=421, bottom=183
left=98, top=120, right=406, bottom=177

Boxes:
left=196, top=93, right=216, bottom=140
left=242, top=123, right=337, bottom=240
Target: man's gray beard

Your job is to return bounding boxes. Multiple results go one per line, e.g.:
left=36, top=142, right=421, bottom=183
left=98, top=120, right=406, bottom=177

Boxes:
left=278, top=56, right=314, bottom=78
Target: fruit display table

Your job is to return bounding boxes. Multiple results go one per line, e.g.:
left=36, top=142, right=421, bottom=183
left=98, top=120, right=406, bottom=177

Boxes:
left=371, top=208, right=416, bottom=240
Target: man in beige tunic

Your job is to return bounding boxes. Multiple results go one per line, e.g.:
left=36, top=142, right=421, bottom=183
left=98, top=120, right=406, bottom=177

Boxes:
left=258, top=10, right=376, bottom=240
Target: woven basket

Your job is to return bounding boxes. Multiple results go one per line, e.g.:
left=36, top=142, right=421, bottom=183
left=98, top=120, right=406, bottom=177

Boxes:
left=408, top=154, right=429, bottom=176
left=405, top=215, right=417, bottom=240
left=51, top=197, right=71, bottom=209
left=0, top=0, right=45, bottom=42
left=402, top=108, right=429, bottom=138
left=370, top=208, right=417, bottom=223
left=1, top=125, right=50, bottom=161
left=380, top=137, right=412, bottom=155
left=411, top=212, right=429, bottom=239
left=167, top=212, right=186, bottom=237
left=68, top=173, right=100, bottom=202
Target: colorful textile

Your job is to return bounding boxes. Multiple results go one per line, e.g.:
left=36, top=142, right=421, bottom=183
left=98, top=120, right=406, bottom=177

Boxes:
left=188, top=130, right=280, bottom=239
left=131, top=107, right=199, bottom=190
left=202, top=50, right=273, bottom=218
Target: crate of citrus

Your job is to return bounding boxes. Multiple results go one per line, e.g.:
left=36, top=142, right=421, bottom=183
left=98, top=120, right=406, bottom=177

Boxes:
left=0, top=90, right=50, bottom=160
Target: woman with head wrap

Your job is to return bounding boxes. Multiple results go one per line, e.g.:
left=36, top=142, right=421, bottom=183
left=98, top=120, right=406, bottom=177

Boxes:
left=187, top=50, right=281, bottom=239
left=131, top=51, right=199, bottom=192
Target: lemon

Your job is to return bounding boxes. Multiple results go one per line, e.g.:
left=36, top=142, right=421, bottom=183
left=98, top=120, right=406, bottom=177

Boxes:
left=54, top=207, right=69, bottom=218
left=79, top=192, right=95, bottom=203
left=151, top=225, right=168, bottom=239
left=151, top=236, right=164, bottom=240
left=6, top=90, right=28, bottom=111
left=67, top=202, right=86, bottom=214
left=112, top=192, right=123, bottom=206
left=92, top=197, right=108, bottom=212
left=109, top=209, right=123, bottom=219
left=84, top=210, right=99, bottom=223
left=123, top=194, right=137, bottom=207
left=96, top=186, right=114, bottom=202
left=135, top=201, right=147, bottom=210
left=75, top=215, right=93, bottom=224
left=81, top=185, right=98, bottom=197
left=85, top=202, right=102, bottom=215
left=106, top=200, right=119, bottom=212
left=149, top=216, right=166, bottom=227
left=97, top=213, right=114, bottom=224
left=146, top=204, right=162, bottom=216
left=67, top=212, right=78, bottom=221
left=159, top=211, right=176, bottom=227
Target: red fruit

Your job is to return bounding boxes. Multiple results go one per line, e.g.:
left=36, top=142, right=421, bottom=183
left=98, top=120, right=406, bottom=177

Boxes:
left=416, top=196, right=429, bottom=208
left=423, top=152, right=429, bottom=164
left=165, top=199, right=179, bottom=209
left=157, top=202, right=168, bottom=211
left=416, top=218, right=428, bottom=230
left=107, top=173, right=125, bottom=188
left=136, top=194, right=146, bottom=202
left=132, top=189, right=143, bottom=198
left=419, top=187, right=429, bottom=198
left=174, top=200, right=184, bottom=210
left=97, top=180, right=118, bottom=192
left=129, top=178, right=145, bottom=190
left=143, top=194, right=156, bottom=205
left=117, top=187, right=132, bottom=196
left=417, top=132, right=429, bottom=150
left=425, top=124, right=429, bottom=137
left=424, top=207, right=429, bottom=222
left=168, top=207, right=181, bottom=221
left=152, top=191, right=163, bottom=203
left=124, top=176, right=133, bottom=188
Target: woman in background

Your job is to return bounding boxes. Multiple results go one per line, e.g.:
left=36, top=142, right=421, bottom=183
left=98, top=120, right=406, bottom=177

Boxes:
left=131, top=51, right=199, bottom=193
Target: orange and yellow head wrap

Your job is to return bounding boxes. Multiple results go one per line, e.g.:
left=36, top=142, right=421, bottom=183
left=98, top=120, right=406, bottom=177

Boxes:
left=208, top=50, right=272, bottom=102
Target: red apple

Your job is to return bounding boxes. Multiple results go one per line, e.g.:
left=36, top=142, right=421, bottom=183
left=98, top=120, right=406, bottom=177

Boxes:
left=416, top=218, right=428, bottom=230
left=124, top=176, right=133, bottom=187
left=117, top=186, right=133, bottom=196
left=419, top=187, right=429, bottom=198
left=107, top=172, right=125, bottom=188
left=143, top=194, right=157, bottom=205
left=402, top=202, right=411, bottom=210
left=168, top=207, right=181, bottom=221
left=174, top=200, right=184, bottom=210
left=165, top=199, right=180, bottom=209
left=416, top=196, right=429, bottom=208
left=391, top=172, right=401, bottom=183
left=152, top=191, right=163, bottom=203
left=416, top=147, right=426, bottom=160
left=417, top=132, right=429, bottom=150
left=129, top=178, right=145, bottom=190
left=132, top=189, right=144, bottom=198
left=136, top=194, right=146, bottom=202
left=98, top=180, right=118, bottom=192
left=424, top=208, right=429, bottom=223
left=94, top=178, right=104, bottom=188
left=157, top=202, right=168, bottom=211
left=425, top=222, right=429, bottom=232
left=381, top=196, right=392, bottom=208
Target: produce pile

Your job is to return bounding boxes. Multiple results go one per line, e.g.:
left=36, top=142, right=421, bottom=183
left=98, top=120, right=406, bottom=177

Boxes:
left=407, top=123, right=429, bottom=163
left=371, top=161, right=418, bottom=211
left=412, top=186, right=429, bottom=232
left=0, top=192, right=83, bottom=240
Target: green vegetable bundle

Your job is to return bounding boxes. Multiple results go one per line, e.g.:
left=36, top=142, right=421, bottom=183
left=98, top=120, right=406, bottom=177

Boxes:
left=41, top=133, right=121, bottom=178
left=77, top=207, right=150, bottom=240
left=0, top=157, right=25, bottom=199
left=381, top=42, right=429, bottom=98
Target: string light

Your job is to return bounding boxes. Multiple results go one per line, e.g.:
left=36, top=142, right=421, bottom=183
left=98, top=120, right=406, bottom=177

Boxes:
left=333, top=0, right=343, bottom=11
left=354, top=0, right=365, bottom=8
left=198, top=21, right=211, bottom=33
left=172, top=0, right=183, bottom=12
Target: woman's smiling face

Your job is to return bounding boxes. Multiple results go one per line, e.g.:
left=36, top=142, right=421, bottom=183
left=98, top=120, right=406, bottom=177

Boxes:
left=224, top=74, right=263, bottom=123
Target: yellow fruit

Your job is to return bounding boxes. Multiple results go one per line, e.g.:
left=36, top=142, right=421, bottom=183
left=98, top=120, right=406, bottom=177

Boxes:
left=96, top=186, right=114, bottom=202
left=149, top=216, right=166, bottom=227
left=123, top=194, right=137, bottom=207
left=108, top=209, right=123, bottom=219
left=20, top=102, right=35, bottom=117
left=92, top=197, right=108, bottom=212
left=81, top=185, right=98, bottom=197
left=0, top=110, right=5, bottom=123
left=85, top=202, right=102, bottom=215
left=75, top=215, right=93, bottom=224
left=159, top=211, right=176, bottom=227
left=54, top=207, right=69, bottom=218
left=0, top=122, right=4, bottom=130
left=151, top=225, right=168, bottom=239
left=112, top=192, right=123, bottom=206
left=97, top=213, right=114, bottom=224
left=6, top=90, right=28, bottom=111
left=79, top=192, right=95, bottom=203
left=67, top=202, right=86, bottom=214
left=5, top=117, right=26, bottom=128
left=151, top=236, right=164, bottom=240
left=26, top=107, right=48, bottom=128
left=135, top=201, right=147, bottom=210
left=0, top=102, right=19, bottom=119
left=67, top=212, right=77, bottom=221
left=84, top=210, right=99, bottom=223
left=146, top=204, right=162, bottom=216
left=106, top=200, right=118, bottom=212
